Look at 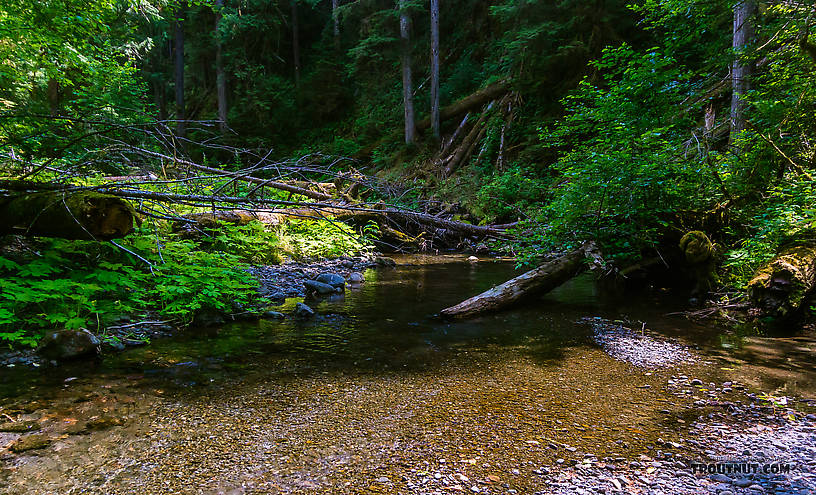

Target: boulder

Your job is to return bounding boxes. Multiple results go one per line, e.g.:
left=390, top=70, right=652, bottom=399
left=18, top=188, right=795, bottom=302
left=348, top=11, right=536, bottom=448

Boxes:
left=294, top=303, right=315, bottom=318
left=316, top=273, right=346, bottom=289
left=37, top=329, right=100, bottom=360
left=348, top=272, right=365, bottom=284
left=304, top=280, right=337, bottom=295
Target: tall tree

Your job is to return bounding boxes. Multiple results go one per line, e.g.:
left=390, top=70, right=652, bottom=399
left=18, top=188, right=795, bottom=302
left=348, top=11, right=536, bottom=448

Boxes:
left=399, top=0, right=415, bottom=144
left=730, top=0, right=757, bottom=144
left=332, top=0, right=340, bottom=50
left=174, top=5, right=186, bottom=138
left=291, top=0, right=301, bottom=89
left=215, top=0, right=228, bottom=133
left=429, top=0, right=440, bottom=139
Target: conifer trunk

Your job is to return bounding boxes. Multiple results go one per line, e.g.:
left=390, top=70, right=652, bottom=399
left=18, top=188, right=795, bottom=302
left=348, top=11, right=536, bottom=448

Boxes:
left=399, top=0, right=415, bottom=144
left=730, top=0, right=756, bottom=143
left=430, top=0, right=440, bottom=139
left=174, top=6, right=186, bottom=138
left=291, top=0, right=301, bottom=89
left=332, top=0, right=340, bottom=50
left=215, top=0, right=228, bottom=133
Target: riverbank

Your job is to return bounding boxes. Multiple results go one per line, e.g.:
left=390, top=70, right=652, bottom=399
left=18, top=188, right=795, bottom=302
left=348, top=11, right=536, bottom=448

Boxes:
left=0, top=254, right=388, bottom=368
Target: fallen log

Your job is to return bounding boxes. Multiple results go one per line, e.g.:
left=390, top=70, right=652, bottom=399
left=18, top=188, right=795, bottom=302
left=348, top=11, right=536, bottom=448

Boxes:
left=0, top=191, right=136, bottom=240
left=172, top=206, right=506, bottom=249
left=747, top=240, right=816, bottom=317
left=127, top=147, right=336, bottom=202
left=416, top=80, right=509, bottom=133
left=440, top=242, right=600, bottom=319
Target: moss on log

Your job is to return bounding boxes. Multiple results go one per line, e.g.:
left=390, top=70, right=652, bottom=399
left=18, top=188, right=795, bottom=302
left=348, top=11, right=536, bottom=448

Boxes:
left=748, top=241, right=816, bottom=317
left=0, top=191, right=136, bottom=240
left=679, top=230, right=718, bottom=295
left=440, top=242, right=598, bottom=319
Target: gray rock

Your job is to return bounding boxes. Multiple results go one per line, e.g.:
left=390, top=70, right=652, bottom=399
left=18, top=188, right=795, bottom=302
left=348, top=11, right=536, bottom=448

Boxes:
left=710, top=474, right=731, bottom=483
left=348, top=272, right=365, bottom=284
left=734, top=478, right=752, bottom=488
left=262, top=311, right=286, bottom=319
left=304, top=280, right=337, bottom=295
left=316, top=273, right=346, bottom=289
left=294, top=303, right=315, bottom=318
left=37, top=329, right=100, bottom=360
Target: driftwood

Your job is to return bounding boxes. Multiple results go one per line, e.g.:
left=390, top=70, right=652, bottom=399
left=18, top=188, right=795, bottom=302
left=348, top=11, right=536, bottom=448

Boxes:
left=0, top=191, right=136, bottom=240
left=748, top=241, right=816, bottom=317
left=440, top=242, right=600, bottom=319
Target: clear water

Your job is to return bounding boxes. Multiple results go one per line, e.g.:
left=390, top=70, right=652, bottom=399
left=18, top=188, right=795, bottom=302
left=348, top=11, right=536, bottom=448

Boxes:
left=1, top=255, right=813, bottom=493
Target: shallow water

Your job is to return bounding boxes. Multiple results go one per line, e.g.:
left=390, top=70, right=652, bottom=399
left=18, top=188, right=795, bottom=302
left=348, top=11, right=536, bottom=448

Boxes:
left=1, top=255, right=814, bottom=493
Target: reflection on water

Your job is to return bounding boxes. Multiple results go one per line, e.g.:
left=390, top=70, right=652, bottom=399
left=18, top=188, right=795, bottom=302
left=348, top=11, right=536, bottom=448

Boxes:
left=2, top=255, right=815, bottom=399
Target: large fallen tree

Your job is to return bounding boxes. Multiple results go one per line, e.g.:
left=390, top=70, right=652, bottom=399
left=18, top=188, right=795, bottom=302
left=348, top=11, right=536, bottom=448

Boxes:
left=415, top=80, right=509, bottom=133
left=747, top=240, right=816, bottom=317
left=0, top=190, right=136, bottom=240
left=440, top=242, right=601, bottom=318
left=171, top=204, right=511, bottom=251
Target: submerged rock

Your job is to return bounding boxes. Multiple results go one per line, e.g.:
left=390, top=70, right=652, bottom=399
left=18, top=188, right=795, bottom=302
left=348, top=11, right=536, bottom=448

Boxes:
left=10, top=434, right=50, bottom=453
left=348, top=272, right=365, bottom=284
left=37, top=328, right=100, bottom=361
left=294, top=303, right=315, bottom=318
left=375, top=256, right=397, bottom=267
left=316, top=272, right=346, bottom=289
left=304, top=280, right=337, bottom=295
left=192, top=311, right=226, bottom=328
left=0, top=420, right=41, bottom=433
left=262, top=311, right=286, bottom=319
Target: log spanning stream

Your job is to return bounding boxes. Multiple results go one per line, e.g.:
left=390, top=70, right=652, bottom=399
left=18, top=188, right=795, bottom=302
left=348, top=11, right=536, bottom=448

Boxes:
left=1, top=255, right=815, bottom=494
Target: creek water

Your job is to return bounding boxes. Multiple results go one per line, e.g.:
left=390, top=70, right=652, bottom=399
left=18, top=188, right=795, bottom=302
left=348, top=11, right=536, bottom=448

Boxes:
left=1, top=255, right=814, bottom=494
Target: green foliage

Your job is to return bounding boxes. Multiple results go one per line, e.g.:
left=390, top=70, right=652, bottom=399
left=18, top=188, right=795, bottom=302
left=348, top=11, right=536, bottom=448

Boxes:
left=520, top=44, right=710, bottom=262
left=0, top=227, right=260, bottom=347
left=277, top=219, right=370, bottom=260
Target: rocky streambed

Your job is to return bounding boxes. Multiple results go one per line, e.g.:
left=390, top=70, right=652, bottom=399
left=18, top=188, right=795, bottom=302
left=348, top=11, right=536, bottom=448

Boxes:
left=0, top=258, right=814, bottom=494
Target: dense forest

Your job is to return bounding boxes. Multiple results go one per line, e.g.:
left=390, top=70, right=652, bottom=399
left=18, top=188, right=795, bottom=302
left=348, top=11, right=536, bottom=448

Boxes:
left=2, top=0, right=816, bottom=348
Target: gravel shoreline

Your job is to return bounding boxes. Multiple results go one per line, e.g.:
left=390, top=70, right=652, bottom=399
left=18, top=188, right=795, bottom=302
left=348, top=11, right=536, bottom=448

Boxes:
left=535, top=318, right=816, bottom=495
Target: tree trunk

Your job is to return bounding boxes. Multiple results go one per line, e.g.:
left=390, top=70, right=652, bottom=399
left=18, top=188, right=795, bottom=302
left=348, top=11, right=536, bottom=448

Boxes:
left=0, top=192, right=136, bottom=240
left=747, top=241, right=816, bottom=317
left=174, top=6, right=186, bottom=138
left=444, top=103, right=492, bottom=176
left=429, top=0, right=440, bottom=139
left=415, top=80, right=508, bottom=133
left=332, top=0, right=340, bottom=50
left=291, top=0, right=301, bottom=89
left=440, top=243, right=598, bottom=319
left=730, top=0, right=756, bottom=144
left=47, top=78, right=60, bottom=117
left=399, top=0, right=415, bottom=144
left=214, top=0, right=228, bottom=133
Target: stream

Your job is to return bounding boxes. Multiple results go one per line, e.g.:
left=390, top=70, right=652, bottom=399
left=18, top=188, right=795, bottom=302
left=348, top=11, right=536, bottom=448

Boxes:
left=1, top=255, right=815, bottom=494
